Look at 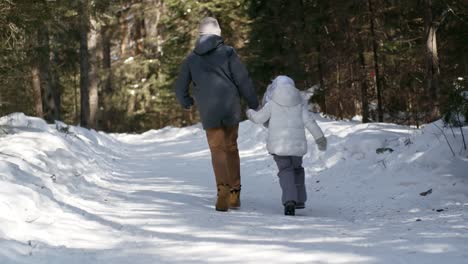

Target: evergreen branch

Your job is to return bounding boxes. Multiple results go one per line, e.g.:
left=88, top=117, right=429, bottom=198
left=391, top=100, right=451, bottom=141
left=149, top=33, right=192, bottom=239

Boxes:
left=443, top=2, right=468, bottom=25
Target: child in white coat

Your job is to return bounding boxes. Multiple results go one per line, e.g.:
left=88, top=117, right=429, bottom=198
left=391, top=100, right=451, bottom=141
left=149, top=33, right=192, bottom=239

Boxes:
left=247, top=76, right=327, bottom=215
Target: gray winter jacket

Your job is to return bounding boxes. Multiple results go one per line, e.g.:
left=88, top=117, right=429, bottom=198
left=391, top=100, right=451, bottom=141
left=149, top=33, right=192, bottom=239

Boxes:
left=175, top=35, right=259, bottom=129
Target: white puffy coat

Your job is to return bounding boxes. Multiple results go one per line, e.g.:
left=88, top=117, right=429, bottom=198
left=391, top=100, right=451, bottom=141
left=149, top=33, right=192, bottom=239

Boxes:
left=247, top=84, right=324, bottom=156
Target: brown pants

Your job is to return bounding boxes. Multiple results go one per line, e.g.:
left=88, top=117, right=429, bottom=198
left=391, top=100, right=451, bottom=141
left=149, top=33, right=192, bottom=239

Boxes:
left=206, top=125, right=241, bottom=189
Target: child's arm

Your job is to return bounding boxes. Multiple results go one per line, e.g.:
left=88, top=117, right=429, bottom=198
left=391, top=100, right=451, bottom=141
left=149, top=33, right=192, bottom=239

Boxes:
left=302, top=106, right=327, bottom=151
left=247, top=103, right=272, bottom=124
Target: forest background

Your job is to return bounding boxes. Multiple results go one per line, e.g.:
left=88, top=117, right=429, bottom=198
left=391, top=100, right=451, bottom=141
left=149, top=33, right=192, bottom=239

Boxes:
left=1, top=0, right=467, bottom=132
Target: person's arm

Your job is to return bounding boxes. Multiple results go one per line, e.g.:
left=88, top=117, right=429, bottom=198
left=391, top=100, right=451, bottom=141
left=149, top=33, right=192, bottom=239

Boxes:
left=247, top=103, right=272, bottom=124
left=302, top=106, right=327, bottom=151
left=302, top=105, right=325, bottom=142
left=228, top=49, right=259, bottom=110
left=175, top=57, right=194, bottom=110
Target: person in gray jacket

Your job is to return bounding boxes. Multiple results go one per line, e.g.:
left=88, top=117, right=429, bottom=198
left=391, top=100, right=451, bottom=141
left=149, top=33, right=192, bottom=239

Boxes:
left=175, top=17, right=259, bottom=212
left=247, top=76, right=327, bottom=216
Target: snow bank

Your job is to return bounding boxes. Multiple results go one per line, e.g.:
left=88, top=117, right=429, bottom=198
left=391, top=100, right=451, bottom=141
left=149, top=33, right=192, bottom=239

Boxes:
left=0, top=112, right=467, bottom=263
left=0, top=113, right=125, bottom=251
left=0, top=113, right=50, bottom=132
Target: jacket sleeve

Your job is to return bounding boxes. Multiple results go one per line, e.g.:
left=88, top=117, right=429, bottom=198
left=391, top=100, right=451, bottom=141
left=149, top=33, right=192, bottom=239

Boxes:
left=247, top=103, right=271, bottom=124
left=228, top=49, right=259, bottom=110
left=175, top=57, right=194, bottom=109
left=302, top=106, right=325, bottom=141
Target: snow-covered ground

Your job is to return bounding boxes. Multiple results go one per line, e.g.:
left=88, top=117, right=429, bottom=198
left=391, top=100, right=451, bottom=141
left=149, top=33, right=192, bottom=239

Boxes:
left=0, top=112, right=467, bottom=264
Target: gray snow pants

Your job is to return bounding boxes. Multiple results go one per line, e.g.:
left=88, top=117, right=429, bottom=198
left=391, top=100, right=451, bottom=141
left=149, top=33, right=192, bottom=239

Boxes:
left=272, top=155, right=307, bottom=205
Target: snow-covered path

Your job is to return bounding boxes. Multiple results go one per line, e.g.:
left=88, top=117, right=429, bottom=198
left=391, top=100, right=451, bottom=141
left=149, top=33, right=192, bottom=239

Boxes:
left=1, top=113, right=467, bottom=263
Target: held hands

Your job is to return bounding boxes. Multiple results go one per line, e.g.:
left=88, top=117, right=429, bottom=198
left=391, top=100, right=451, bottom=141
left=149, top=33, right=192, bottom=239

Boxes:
left=184, top=101, right=194, bottom=111
left=246, top=108, right=255, bottom=120
left=316, top=137, right=327, bottom=152
left=180, top=97, right=195, bottom=111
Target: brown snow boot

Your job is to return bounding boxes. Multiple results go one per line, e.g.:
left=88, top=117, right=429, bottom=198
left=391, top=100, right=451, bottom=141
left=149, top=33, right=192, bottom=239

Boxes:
left=229, top=188, right=241, bottom=209
left=216, top=185, right=230, bottom=212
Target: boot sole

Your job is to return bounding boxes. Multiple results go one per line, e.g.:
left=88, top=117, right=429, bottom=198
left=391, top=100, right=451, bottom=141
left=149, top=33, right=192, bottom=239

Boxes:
left=216, top=207, right=229, bottom=212
left=285, top=209, right=295, bottom=216
left=296, top=203, right=305, bottom=209
left=229, top=202, right=241, bottom=209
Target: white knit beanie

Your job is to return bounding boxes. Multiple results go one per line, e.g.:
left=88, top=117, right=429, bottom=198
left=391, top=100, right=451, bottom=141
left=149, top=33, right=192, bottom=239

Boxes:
left=199, top=17, right=221, bottom=36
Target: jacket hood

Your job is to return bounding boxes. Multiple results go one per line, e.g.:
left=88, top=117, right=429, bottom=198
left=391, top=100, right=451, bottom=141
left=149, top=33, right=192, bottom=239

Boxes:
left=194, top=35, right=224, bottom=55
left=271, top=84, right=302, bottom=107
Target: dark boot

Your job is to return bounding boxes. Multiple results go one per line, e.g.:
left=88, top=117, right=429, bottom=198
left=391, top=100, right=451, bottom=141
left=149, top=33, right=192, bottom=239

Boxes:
left=216, top=185, right=230, bottom=212
left=229, top=188, right=241, bottom=209
left=284, top=201, right=296, bottom=216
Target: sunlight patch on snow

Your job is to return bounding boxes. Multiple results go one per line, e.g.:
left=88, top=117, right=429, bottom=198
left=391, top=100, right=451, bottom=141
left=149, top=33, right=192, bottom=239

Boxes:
left=153, top=242, right=376, bottom=264
left=239, top=145, right=268, bottom=158
left=399, top=243, right=455, bottom=254
left=323, top=153, right=343, bottom=168
left=451, top=225, right=468, bottom=229
left=295, top=236, right=365, bottom=243
left=143, top=226, right=192, bottom=235
left=265, top=224, right=305, bottom=230
left=407, top=152, right=425, bottom=162
left=419, top=232, right=468, bottom=239
left=177, top=149, right=211, bottom=158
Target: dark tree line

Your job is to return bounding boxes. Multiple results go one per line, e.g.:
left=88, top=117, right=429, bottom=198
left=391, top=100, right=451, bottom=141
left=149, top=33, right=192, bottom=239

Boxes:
left=0, top=0, right=467, bottom=132
left=247, top=0, right=467, bottom=126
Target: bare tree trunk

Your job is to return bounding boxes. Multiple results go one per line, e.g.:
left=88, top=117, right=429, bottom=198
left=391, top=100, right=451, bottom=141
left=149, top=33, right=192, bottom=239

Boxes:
left=337, top=63, right=344, bottom=119
left=279, top=0, right=303, bottom=82
left=317, top=36, right=327, bottom=113
left=348, top=10, right=371, bottom=123
left=118, top=3, right=131, bottom=57
left=102, top=25, right=112, bottom=93
left=411, top=79, right=420, bottom=128
left=74, top=66, right=79, bottom=124
left=88, top=18, right=99, bottom=129
left=101, top=24, right=113, bottom=131
left=133, top=12, right=145, bottom=55
left=144, top=0, right=163, bottom=57
left=79, top=0, right=90, bottom=128
left=463, top=49, right=468, bottom=77
left=37, top=25, right=56, bottom=123
left=368, top=0, right=384, bottom=122
left=424, top=0, right=440, bottom=115
left=357, top=36, right=370, bottom=123
left=127, top=93, right=136, bottom=115
left=49, top=47, right=61, bottom=121
left=31, top=66, right=44, bottom=118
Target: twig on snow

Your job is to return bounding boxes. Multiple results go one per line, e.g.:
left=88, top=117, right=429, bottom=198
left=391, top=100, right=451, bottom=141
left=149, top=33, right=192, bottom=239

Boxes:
left=0, top=126, right=10, bottom=135
left=455, top=115, right=467, bottom=150
left=449, top=125, right=456, bottom=138
left=433, top=123, right=456, bottom=156
left=0, top=151, right=18, bottom=158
